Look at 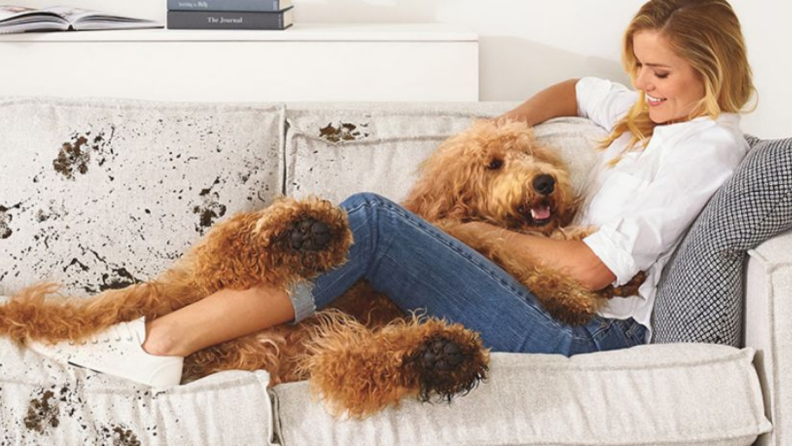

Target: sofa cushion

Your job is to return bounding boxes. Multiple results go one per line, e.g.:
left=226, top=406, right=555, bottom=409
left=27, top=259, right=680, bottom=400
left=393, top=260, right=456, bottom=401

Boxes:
left=0, top=97, right=284, bottom=296
left=285, top=103, right=505, bottom=203
left=285, top=102, right=603, bottom=203
left=0, top=323, right=275, bottom=445
left=653, top=136, right=792, bottom=345
left=272, top=344, right=771, bottom=446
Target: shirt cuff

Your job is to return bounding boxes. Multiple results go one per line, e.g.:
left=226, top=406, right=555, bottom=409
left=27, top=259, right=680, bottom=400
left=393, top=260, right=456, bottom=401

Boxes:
left=582, top=224, right=639, bottom=287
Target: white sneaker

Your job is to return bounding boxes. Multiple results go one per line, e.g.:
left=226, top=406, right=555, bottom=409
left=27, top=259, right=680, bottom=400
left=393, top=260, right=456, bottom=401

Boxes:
left=26, top=317, right=183, bottom=388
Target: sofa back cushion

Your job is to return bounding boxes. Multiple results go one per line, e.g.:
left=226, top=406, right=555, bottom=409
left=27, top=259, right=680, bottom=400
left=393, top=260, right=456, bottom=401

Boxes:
left=653, top=135, right=792, bottom=345
left=284, top=103, right=602, bottom=203
left=285, top=103, right=502, bottom=203
left=0, top=98, right=284, bottom=296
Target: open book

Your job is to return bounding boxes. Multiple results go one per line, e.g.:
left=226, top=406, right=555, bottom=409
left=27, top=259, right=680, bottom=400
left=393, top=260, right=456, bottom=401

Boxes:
left=0, top=5, right=163, bottom=33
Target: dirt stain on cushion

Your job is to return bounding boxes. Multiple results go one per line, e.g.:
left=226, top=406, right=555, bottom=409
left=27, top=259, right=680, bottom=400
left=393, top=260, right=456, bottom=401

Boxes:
left=54, top=136, right=91, bottom=179
left=193, top=177, right=227, bottom=232
left=53, top=129, right=116, bottom=180
left=0, top=204, right=15, bottom=239
left=99, top=267, right=141, bottom=291
left=24, top=390, right=60, bottom=434
left=319, top=122, right=369, bottom=143
left=101, top=424, right=142, bottom=446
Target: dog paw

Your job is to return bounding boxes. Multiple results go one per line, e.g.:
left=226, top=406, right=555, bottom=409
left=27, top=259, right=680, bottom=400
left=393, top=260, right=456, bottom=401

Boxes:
left=254, top=197, right=353, bottom=276
left=289, top=217, right=331, bottom=251
left=190, top=196, right=354, bottom=291
left=404, top=332, right=488, bottom=403
left=417, top=337, right=465, bottom=372
left=599, top=271, right=648, bottom=299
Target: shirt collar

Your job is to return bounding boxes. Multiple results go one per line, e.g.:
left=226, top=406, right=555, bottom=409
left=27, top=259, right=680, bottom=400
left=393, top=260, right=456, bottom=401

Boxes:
left=653, top=112, right=741, bottom=138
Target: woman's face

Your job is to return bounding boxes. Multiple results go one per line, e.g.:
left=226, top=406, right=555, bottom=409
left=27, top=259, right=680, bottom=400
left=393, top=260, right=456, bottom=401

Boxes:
left=632, top=30, right=706, bottom=124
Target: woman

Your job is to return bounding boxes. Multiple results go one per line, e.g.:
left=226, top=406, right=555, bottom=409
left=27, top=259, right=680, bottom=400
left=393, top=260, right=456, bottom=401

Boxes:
left=32, top=0, right=755, bottom=387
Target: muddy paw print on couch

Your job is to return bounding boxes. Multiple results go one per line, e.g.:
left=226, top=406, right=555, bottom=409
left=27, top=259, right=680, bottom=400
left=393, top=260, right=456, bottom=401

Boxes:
left=318, top=122, right=370, bottom=143
left=24, top=389, right=61, bottom=435
left=0, top=98, right=285, bottom=297
left=0, top=203, right=20, bottom=240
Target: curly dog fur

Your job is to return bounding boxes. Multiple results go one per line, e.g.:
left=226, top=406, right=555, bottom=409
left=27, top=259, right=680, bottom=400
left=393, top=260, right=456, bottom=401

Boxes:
left=0, top=119, right=640, bottom=417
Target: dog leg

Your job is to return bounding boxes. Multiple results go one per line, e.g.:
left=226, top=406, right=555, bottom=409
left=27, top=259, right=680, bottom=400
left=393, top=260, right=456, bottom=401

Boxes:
left=0, top=196, right=351, bottom=344
left=302, top=312, right=488, bottom=418
left=189, top=196, right=353, bottom=293
left=182, top=321, right=319, bottom=385
left=517, top=267, right=604, bottom=325
left=0, top=279, right=191, bottom=343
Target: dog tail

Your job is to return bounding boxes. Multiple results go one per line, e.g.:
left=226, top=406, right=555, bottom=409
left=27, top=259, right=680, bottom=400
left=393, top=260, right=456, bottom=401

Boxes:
left=0, top=281, right=172, bottom=343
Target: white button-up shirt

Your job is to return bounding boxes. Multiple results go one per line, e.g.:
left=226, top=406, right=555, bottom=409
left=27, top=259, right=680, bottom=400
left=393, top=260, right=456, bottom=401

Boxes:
left=574, top=77, right=748, bottom=338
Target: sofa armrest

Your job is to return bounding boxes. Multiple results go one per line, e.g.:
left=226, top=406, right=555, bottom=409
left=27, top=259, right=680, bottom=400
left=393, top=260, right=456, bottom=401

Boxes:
left=746, top=228, right=792, bottom=446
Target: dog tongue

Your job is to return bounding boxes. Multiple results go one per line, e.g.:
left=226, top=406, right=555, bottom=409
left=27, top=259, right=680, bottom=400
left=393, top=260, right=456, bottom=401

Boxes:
left=530, top=205, right=551, bottom=220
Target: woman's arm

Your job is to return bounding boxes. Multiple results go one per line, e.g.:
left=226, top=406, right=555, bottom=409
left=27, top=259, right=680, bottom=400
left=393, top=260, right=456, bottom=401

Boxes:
left=461, top=221, right=616, bottom=291
left=496, top=79, right=581, bottom=126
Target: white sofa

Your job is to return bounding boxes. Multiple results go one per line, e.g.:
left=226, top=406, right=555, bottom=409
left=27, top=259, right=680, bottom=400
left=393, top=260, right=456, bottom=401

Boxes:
left=0, top=97, right=788, bottom=446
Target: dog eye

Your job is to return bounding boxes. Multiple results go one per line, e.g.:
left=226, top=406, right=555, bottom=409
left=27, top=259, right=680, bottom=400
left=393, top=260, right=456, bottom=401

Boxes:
left=487, top=159, right=503, bottom=170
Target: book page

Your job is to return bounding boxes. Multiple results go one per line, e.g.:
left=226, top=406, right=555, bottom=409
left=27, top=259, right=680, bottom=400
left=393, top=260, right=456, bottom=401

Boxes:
left=0, top=5, right=52, bottom=21
left=41, top=5, right=162, bottom=29
left=41, top=6, right=99, bottom=24
left=0, top=5, right=68, bottom=33
left=1, top=5, right=161, bottom=31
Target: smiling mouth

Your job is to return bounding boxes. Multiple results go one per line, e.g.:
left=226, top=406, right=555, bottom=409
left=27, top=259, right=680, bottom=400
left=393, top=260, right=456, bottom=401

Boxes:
left=519, top=200, right=554, bottom=226
left=646, top=93, right=667, bottom=106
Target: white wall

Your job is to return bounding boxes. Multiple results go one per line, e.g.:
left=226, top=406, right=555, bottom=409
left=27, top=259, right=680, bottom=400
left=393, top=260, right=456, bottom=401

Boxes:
left=436, top=0, right=792, bottom=139
left=16, top=0, right=792, bottom=137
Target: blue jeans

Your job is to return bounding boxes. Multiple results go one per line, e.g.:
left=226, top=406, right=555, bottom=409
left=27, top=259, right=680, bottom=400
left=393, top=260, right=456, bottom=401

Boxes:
left=290, top=193, right=646, bottom=355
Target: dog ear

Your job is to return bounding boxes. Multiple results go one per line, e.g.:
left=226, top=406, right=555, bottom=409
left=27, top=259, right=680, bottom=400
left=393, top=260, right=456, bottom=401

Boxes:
left=403, top=129, right=481, bottom=221
left=403, top=166, right=473, bottom=221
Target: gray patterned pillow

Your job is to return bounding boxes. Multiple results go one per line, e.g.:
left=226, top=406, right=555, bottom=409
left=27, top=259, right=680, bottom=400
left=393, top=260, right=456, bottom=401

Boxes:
left=653, top=135, right=792, bottom=346
left=0, top=98, right=284, bottom=296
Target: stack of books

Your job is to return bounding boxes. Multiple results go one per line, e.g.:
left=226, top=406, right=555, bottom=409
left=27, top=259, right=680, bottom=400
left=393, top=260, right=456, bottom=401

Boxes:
left=167, top=0, right=293, bottom=30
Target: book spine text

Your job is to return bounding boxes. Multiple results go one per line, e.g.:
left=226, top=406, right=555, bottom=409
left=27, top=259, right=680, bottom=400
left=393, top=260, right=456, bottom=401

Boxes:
left=167, top=10, right=291, bottom=30
left=167, top=0, right=288, bottom=12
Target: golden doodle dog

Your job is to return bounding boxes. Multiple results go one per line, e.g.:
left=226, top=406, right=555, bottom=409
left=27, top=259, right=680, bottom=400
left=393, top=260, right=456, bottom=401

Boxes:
left=404, top=120, right=645, bottom=326
left=0, top=119, right=641, bottom=417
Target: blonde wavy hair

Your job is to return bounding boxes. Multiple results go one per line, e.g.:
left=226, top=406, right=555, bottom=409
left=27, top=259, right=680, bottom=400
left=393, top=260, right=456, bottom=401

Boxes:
left=601, top=0, right=755, bottom=155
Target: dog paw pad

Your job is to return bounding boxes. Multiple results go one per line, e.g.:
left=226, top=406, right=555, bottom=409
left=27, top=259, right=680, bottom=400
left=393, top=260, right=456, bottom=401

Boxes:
left=290, top=218, right=331, bottom=251
left=419, top=337, right=464, bottom=372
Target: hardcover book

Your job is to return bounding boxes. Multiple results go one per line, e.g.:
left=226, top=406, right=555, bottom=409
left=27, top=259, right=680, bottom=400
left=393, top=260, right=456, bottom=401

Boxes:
left=167, top=7, right=293, bottom=30
left=167, top=0, right=293, bottom=13
left=0, top=5, right=163, bottom=33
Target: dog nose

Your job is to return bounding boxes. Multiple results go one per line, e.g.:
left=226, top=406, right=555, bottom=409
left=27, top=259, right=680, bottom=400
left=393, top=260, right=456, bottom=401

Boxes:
left=532, top=175, right=555, bottom=195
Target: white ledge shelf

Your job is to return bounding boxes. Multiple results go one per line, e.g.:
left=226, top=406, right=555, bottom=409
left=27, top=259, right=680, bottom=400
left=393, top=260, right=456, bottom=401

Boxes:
left=0, top=23, right=479, bottom=102
left=0, top=23, right=478, bottom=42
